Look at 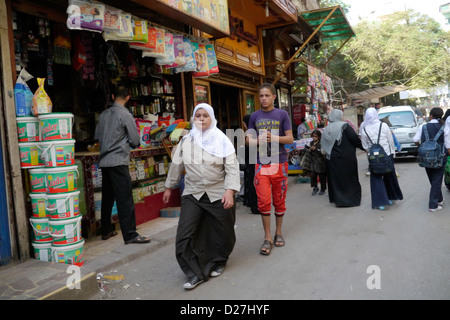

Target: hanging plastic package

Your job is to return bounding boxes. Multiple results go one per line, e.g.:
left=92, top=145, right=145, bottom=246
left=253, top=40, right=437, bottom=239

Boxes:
left=103, top=6, right=122, bottom=32
left=142, top=28, right=166, bottom=59
left=156, top=32, right=174, bottom=66
left=67, top=0, right=105, bottom=33
left=129, top=27, right=156, bottom=51
left=192, top=44, right=209, bottom=78
left=205, top=44, right=219, bottom=75
left=175, top=39, right=197, bottom=73
left=14, top=68, right=34, bottom=117
left=102, top=12, right=133, bottom=42
left=165, top=34, right=186, bottom=68
left=32, top=78, right=52, bottom=116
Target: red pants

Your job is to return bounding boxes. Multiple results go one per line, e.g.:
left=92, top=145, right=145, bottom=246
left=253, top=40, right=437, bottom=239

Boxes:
left=254, top=163, right=288, bottom=216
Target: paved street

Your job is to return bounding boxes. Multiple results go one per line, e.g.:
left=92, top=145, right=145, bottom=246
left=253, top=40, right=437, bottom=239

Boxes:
left=89, top=152, right=450, bottom=301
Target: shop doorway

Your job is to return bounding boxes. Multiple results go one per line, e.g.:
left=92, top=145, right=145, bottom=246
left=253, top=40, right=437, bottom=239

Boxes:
left=210, top=84, right=241, bottom=132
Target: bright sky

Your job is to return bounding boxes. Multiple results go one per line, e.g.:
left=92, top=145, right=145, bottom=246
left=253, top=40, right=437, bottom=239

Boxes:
left=344, top=0, right=449, bottom=30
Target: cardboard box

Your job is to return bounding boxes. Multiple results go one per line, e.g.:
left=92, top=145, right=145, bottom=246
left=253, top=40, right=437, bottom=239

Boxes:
left=160, top=206, right=181, bottom=218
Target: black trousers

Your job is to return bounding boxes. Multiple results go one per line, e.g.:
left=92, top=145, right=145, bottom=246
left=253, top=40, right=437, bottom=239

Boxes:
left=310, top=171, right=327, bottom=191
left=176, top=194, right=236, bottom=281
left=425, top=165, right=445, bottom=209
left=100, top=166, right=139, bottom=242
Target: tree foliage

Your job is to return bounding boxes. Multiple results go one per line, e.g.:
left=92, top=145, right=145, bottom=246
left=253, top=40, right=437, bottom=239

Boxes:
left=342, top=10, right=450, bottom=91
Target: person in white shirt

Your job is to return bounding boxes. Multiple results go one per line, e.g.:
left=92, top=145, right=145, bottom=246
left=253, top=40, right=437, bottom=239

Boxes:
left=413, top=107, right=446, bottom=212
left=361, top=108, right=403, bottom=210
left=163, top=103, right=240, bottom=290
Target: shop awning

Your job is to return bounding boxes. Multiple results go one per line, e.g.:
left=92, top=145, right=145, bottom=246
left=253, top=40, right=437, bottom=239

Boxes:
left=272, top=6, right=355, bottom=85
left=347, top=85, right=409, bottom=100
left=299, top=6, right=355, bottom=42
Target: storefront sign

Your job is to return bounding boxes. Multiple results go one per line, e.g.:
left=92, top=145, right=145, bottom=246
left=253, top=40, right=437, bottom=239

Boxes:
left=141, top=0, right=229, bottom=37
left=229, top=16, right=258, bottom=46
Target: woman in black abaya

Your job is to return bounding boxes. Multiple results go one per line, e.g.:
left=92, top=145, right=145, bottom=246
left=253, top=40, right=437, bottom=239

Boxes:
left=322, top=109, right=365, bottom=207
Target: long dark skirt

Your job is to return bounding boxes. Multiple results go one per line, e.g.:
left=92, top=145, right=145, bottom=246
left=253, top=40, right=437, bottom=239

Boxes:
left=370, top=155, right=403, bottom=208
left=176, top=194, right=236, bottom=281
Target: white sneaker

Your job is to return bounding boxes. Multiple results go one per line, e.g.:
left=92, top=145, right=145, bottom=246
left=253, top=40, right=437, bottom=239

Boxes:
left=210, top=265, right=225, bottom=277
left=365, top=171, right=371, bottom=176
left=438, top=199, right=444, bottom=207
left=429, top=205, right=443, bottom=212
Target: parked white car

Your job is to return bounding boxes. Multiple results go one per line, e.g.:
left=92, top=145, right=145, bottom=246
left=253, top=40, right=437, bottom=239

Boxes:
left=377, top=105, right=421, bottom=157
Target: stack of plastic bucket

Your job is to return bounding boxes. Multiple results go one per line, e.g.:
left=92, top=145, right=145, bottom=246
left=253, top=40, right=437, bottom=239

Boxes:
left=36, top=112, right=84, bottom=267
left=17, top=115, right=51, bottom=261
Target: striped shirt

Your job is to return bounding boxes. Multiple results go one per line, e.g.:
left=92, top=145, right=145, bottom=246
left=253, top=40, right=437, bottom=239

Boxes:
left=94, top=102, right=140, bottom=168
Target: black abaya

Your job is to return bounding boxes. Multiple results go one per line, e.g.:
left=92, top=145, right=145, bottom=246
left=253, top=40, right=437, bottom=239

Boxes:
left=327, top=124, right=364, bottom=207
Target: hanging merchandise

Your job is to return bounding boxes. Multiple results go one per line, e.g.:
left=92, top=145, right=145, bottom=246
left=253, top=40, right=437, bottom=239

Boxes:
left=129, top=27, right=156, bottom=51
left=14, top=68, right=34, bottom=117
left=192, top=43, right=209, bottom=78
left=72, top=35, right=86, bottom=71
left=32, top=78, right=52, bottom=115
left=129, top=19, right=148, bottom=43
left=53, top=24, right=72, bottom=65
left=126, top=50, right=138, bottom=79
left=155, top=32, right=174, bottom=66
left=80, top=32, right=95, bottom=80
left=67, top=0, right=105, bottom=33
left=175, top=38, right=197, bottom=73
left=142, top=28, right=166, bottom=59
left=103, top=5, right=122, bottom=32
left=102, top=11, right=133, bottom=42
left=165, top=34, right=186, bottom=68
left=205, top=44, right=219, bottom=75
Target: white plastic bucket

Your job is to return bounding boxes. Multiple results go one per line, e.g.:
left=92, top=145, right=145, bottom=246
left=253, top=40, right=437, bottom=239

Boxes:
left=32, top=240, right=52, bottom=262
left=29, top=168, right=47, bottom=193
left=17, top=116, right=39, bottom=142
left=18, top=142, right=45, bottom=168
left=45, top=165, right=78, bottom=193
left=39, top=112, right=74, bottom=141
left=49, top=215, right=82, bottom=245
left=52, top=239, right=84, bottom=267
left=29, top=192, right=48, bottom=217
left=46, top=190, right=80, bottom=219
left=29, top=217, right=52, bottom=242
left=41, top=139, right=75, bottom=167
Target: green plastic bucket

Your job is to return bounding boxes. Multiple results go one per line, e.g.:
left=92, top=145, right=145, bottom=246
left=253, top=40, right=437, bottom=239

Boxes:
left=18, top=142, right=45, bottom=168
left=49, top=215, right=82, bottom=245
left=45, top=165, right=78, bottom=193
left=52, top=239, right=84, bottom=267
left=29, top=217, right=52, bottom=242
left=17, top=116, right=40, bottom=142
left=39, top=112, right=74, bottom=141
left=29, top=168, right=47, bottom=193
left=29, top=192, right=48, bottom=217
left=41, top=139, right=75, bottom=167
left=46, top=190, right=80, bottom=219
left=32, top=240, right=52, bottom=262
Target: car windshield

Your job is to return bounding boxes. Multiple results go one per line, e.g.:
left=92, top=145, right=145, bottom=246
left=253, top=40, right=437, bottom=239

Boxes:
left=378, top=111, right=416, bottom=128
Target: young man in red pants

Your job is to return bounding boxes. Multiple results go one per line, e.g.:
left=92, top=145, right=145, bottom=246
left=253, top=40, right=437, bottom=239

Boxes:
left=246, top=83, right=293, bottom=255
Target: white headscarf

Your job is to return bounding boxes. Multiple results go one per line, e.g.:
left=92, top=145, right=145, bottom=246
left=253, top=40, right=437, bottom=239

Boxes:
left=189, top=103, right=235, bottom=158
left=364, top=107, right=381, bottom=126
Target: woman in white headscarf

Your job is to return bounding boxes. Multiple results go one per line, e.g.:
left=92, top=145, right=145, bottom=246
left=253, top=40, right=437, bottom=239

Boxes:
left=163, top=103, right=240, bottom=290
left=361, top=108, right=403, bottom=210
left=322, top=109, right=365, bottom=207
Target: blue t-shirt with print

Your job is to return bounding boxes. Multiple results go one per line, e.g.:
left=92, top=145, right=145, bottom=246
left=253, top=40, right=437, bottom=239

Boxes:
left=248, top=108, right=292, bottom=164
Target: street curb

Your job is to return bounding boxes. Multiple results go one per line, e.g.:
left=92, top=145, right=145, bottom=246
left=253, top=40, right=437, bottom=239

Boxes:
left=40, top=225, right=178, bottom=300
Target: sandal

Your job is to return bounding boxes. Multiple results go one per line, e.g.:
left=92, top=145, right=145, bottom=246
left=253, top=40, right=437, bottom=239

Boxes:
left=125, top=235, right=151, bottom=244
left=274, top=234, right=285, bottom=247
left=259, top=240, right=273, bottom=255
